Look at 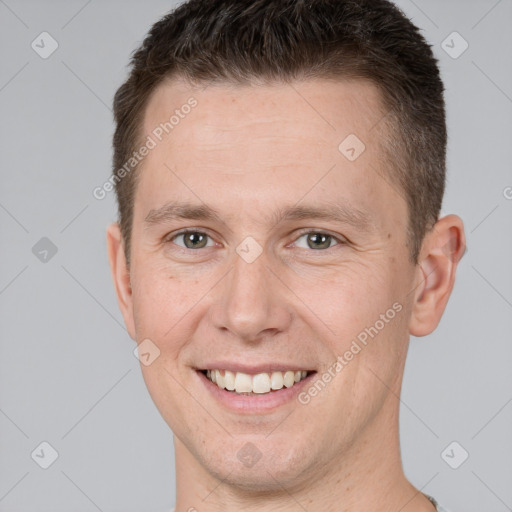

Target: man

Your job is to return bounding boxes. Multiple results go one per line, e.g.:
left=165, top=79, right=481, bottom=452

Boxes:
left=106, top=1, right=465, bottom=511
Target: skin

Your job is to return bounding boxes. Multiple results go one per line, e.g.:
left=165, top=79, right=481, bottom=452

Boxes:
left=107, top=77, right=465, bottom=512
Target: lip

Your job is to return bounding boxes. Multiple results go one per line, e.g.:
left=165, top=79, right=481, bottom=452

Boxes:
left=195, top=369, right=317, bottom=414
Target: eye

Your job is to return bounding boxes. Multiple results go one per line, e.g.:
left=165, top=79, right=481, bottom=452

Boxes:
left=166, top=229, right=345, bottom=252
left=293, top=231, right=342, bottom=250
left=170, top=230, right=215, bottom=250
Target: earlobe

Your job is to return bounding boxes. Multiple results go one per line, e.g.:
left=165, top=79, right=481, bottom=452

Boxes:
left=106, top=223, right=136, bottom=340
left=409, top=215, right=466, bottom=337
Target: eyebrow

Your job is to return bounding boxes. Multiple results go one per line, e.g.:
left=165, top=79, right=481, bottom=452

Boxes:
left=144, top=201, right=227, bottom=228
left=144, top=200, right=373, bottom=232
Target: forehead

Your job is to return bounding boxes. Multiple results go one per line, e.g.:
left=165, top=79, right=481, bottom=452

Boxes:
left=134, top=77, right=405, bottom=235
left=143, top=77, right=386, bottom=152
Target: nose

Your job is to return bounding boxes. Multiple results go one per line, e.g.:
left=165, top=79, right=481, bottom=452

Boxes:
left=210, top=247, right=293, bottom=342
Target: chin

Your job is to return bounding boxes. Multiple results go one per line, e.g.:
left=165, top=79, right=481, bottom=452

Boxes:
left=198, top=437, right=317, bottom=494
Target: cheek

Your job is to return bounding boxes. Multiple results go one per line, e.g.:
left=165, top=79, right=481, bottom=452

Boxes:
left=307, top=258, right=408, bottom=373
left=293, top=258, right=396, bottom=335
left=130, top=259, right=191, bottom=342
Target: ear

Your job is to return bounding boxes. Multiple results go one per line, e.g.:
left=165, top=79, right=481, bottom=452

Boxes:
left=106, top=223, right=136, bottom=340
left=409, top=214, right=466, bottom=337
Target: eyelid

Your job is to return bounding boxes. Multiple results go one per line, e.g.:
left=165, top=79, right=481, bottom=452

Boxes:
left=292, top=227, right=347, bottom=242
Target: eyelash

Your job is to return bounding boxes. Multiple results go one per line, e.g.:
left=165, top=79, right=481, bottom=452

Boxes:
left=165, top=228, right=346, bottom=253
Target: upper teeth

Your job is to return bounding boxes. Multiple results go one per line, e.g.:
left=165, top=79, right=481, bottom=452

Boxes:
left=206, top=370, right=308, bottom=394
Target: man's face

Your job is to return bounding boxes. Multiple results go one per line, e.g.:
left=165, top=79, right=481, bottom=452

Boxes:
left=120, top=78, right=418, bottom=489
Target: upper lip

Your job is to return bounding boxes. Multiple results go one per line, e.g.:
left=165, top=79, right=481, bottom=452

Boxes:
left=196, top=362, right=316, bottom=374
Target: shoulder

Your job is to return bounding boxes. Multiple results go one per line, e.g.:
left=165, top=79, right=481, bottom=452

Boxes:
left=426, top=494, right=452, bottom=512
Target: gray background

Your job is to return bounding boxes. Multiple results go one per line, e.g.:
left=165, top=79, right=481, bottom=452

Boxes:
left=1, top=0, right=511, bottom=511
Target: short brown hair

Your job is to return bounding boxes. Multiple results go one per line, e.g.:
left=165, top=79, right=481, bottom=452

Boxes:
left=112, top=0, right=446, bottom=264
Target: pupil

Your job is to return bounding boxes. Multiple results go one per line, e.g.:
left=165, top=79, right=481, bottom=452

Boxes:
left=308, top=233, right=330, bottom=250
left=185, top=232, right=207, bottom=249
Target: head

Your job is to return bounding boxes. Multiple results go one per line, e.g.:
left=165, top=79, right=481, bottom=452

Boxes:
left=107, top=0, right=465, bottom=497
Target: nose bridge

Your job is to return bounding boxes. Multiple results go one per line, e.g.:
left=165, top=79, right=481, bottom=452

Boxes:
left=213, top=243, right=291, bottom=340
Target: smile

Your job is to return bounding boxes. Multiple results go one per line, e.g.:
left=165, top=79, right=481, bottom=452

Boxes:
left=202, top=369, right=310, bottom=395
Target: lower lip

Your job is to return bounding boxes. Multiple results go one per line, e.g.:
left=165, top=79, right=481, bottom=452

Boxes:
left=196, top=370, right=316, bottom=414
